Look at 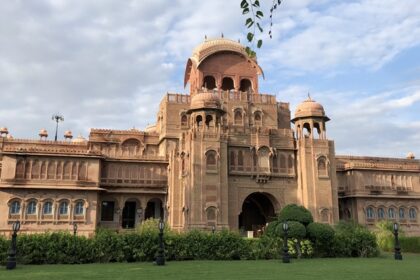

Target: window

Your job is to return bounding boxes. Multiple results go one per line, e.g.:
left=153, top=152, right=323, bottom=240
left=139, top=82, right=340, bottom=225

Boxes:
left=26, top=201, right=37, bottom=215
left=101, top=201, right=115, bottom=221
left=254, top=111, right=262, bottom=126
left=206, top=151, right=217, bottom=170
left=75, top=201, right=84, bottom=215
left=203, top=75, right=216, bottom=89
left=206, top=207, right=216, bottom=226
left=234, top=110, right=242, bottom=125
left=181, top=114, right=188, bottom=127
left=378, top=208, right=385, bottom=219
left=409, top=208, right=417, bottom=220
left=366, top=207, right=374, bottom=219
left=238, top=150, right=244, bottom=170
left=221, top=77, right=234, bottom=91
left=9, top=201, right=21, bottom=214
left=59, top=201, right=68, bottom=215
left=239, top=79, right=252, bottom=92
left=399, top=208, right=405, bottom=219
left=230, top=151, right=236, bottom=169
left=43, top=202, right=53, bottom=215
left=388, top=208, right=396, bottom=219
left=317, top=157, right=328, bottom=177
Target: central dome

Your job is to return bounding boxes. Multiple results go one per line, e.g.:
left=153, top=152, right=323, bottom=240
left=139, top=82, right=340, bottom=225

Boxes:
left=190, top=92, right=222, bottom=110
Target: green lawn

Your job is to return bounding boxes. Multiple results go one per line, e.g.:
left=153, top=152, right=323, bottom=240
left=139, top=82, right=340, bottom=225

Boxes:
left=0, top=253, right=418, bottom=280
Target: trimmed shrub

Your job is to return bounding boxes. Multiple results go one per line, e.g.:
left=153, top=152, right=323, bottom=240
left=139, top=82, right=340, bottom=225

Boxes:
left=333, top=221, right=379, bottom=257
left=307, top=222, right=335, bottom=257
left=265, top=220, right=306, bottom=239
left=400, top=236, right=420, bottom=253
left=277, top=204, right=314, bottom=226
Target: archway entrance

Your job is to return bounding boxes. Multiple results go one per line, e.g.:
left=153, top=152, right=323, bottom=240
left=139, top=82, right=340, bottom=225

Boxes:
left=144, top=198, right=164, bottom=220
left=122, top=201, right=136, bottom=229
left=239, top=193, right=276, bottom=234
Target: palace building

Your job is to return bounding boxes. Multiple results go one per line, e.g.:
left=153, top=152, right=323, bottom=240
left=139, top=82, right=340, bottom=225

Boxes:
left=1, top=38, right=419, bottom=236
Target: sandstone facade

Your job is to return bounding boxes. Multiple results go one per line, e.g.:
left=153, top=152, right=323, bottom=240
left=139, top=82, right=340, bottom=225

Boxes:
left=1, top=38, right=419, bottom=236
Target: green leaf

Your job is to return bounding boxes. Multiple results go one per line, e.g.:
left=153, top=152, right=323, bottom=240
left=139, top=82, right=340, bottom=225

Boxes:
left=256, top=11, right=264, bottom=19
left=252, top=0, right=260, bottom=7
left=242, top=7, right=249, bottom=14
left=256, top=22, right=263, bottom=33
left=257, top=39, right=263, bottom=48
left=240, top=0, right=248, bottom=8
left=245, top=18, right=254, bottom=28
left=247, top=32, right=254, bottom=42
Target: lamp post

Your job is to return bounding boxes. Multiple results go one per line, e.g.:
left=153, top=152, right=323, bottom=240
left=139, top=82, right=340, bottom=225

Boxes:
left=212, top=225, right=216, bottom=234
left=156, top=219, right=165, bottom=266
left=393, top=222, right=403, bottom=260
left=6, top=221, right=21, bottom=270
left=282, top=221, right=290, bottom=263
left=73, top=222, right=78, bottom=237
left=51, top=113, right=64, bottom=141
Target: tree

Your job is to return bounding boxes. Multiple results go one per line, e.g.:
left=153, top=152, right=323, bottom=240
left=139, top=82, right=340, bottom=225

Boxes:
left=277, top=204, right=314, bottom=226
left=240, top=0, right=282, bottom=57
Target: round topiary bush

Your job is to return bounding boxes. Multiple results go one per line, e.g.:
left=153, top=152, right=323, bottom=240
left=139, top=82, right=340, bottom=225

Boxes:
left=277, top=204, right=314, bottom=226
left=307, top=222, right=335, bottom=257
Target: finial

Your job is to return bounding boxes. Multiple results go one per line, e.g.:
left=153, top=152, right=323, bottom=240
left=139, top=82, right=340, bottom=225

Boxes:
left=221, top=32, right=224, bottom=38
left=204, top=35, right=207, bottom=40
left=307, top=92, right=311, bottom=100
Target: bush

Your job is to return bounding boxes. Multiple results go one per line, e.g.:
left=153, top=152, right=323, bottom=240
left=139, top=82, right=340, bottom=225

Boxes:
left=266, top=221, right=306, bottom=239
left=400, top=236, right=420, bottom=253
left=332, top=221, right=379, bottom=257
left=375, top=221, right=395, bottom=252
left=307, top=222, right=335, bottom=257
left=277, top=204, right=314, bottom=226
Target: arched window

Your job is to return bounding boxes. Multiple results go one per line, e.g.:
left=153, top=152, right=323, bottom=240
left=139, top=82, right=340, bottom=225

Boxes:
left=239, top=79, right=252, bottom=92
left=59, top=201, right=69, bottom=215
left=74, top=201, right=84, bottom=215
left=181, top=114, right=188, bottom=127
left=205, top=115, right=213, bottom=127
left=378, top=208, right=385, bottom=219
left=399, top=207, right=405, bottom=219
left=122, top=139, right=141, bottom=156
left=366, top=207, right=374, bottom=219
left=409, top=208, right=417, bottom=220
left=317, top=157, right=328, bottom=177
left=234, top=110, right=242, bottom=125
left=196, top=115, right=203, bottom=127
left=43, top=201, right=53, bottom=215
left=254, top=111, right=262, bottom=126
left=26, top=201, right=37, bottom=215
left=303, top=123, right=311, bottom=138
left=206, top=151, right=217, bottom=170
left=313, top=122, right=321, bottom=139
left=221, top=77, right=234, bottom=91
left=388, top=208, right=396, bottom=219
left=321, top=209, right=329, bottom=222
left=9, top=200, right=21, bottom=214
left=203, top=75, right=216, bottom=89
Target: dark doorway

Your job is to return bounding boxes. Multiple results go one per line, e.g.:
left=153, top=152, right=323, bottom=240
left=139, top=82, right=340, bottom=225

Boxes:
left=239, top=193, right=276, bottom=233
left=221, top=77, right=234, bottom=91
left=145, top=198, right=163, bottom=220
left=122, top=201, right=136, bottom=229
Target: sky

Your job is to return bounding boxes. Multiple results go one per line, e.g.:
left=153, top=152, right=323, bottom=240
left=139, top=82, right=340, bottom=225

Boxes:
left=0, top=0, right=419, bottom=158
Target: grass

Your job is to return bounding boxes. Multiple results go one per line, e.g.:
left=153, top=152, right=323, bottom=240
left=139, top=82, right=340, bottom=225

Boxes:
left=0, top=253, right=419, bottom=280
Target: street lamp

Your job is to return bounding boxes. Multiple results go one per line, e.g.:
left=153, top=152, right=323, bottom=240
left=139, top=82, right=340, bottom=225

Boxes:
left=393, top=222, right=403, bottom=260
left=51, top=113, right=64, bottom=141
left=212, top=225, right=216, bottom=234
left=282, top=221, right=290, bottom=263
left=6, top=220, right=21, bottom=270
left=73, top=222, right=78, bottom=264
left=156, top=219, right=165, bottom=266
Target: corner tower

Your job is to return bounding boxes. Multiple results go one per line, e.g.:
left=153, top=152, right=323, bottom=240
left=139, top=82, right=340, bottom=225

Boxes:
left=292, top=97, right=339, bottom=223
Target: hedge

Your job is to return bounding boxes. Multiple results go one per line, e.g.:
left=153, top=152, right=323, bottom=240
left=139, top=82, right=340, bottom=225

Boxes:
left=400, top=236, right=420, bottom=253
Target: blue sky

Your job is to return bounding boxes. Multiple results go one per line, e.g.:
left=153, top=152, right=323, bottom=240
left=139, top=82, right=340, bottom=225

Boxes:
left=0, top=0, right=419, bottom=158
